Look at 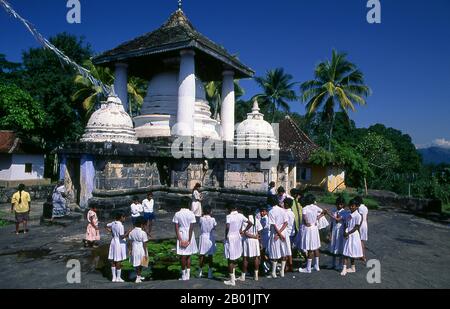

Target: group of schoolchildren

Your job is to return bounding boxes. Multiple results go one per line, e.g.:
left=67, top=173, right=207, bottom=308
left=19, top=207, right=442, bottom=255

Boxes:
left=101, top=182, right=369, bottom=284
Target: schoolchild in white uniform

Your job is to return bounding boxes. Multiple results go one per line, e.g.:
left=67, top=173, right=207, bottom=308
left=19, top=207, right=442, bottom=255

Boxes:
left=299, top=194, right=326, bottom=274
left=191, top=183, right=203, bottom=220
left=267, top=199, right=289, bottom=278
left=130, top=196, right=143, bottom=226
left=328, top=196, right=350, bottom=270
left=355, top=196, right=369, bottom=262
left=283, top=198, right=295, bottom=273
left=173, top=198, right=198, bottom=281
left=198, top=206, right=217, bottom=279
left=240, top=208, right=263, bottom=281
left=128, top=217, right=149, bottom=283
left=106, top=212, right=129, bottom=282
left=224, top=204, right=252, bottom=286
left=259, top=203, right=271, bottom=273
left=341, top=199, right=364, bottom=276
left=142, top=192, right=155, bottom=237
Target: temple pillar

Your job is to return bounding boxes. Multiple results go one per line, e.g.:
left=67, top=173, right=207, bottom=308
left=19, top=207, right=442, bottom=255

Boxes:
left=80, top=154, right=95, bottom=209
left=114, top=63, right=128, bottom=113
left=220, top=70, right=235, bottom=142
left=176, top=50, right=196, bottom=136
left=284, top=164, right=290, bottom=192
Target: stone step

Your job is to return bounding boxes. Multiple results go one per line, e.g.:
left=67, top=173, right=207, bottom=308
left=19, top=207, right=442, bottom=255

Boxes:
left=40, top=212, right=84, bottom=227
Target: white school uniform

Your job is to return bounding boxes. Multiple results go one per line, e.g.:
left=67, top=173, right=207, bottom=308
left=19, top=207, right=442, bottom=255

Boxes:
left=316, top=206, right=329, bottom=230
left=198, top=215, right=217, bottom=256
left=191, top=190, right=202, bottom=217
left=224, top=211, right=248, bottom=260
left=128, top=227, right=148, bottom=267
left=243, top=215, right=263, bottom=258
left=300, top=204, right=322, bottom=251
left=259, top=215, right=270, bottom=252
left=142, top=198, right=154, bottom=213
left=329, top=208, right=350, bottom=255
left=358, top=204, right=369, bottom=241
left=130, top=203, right=143, bottom=218
left=172, top=209, right=198, bottom=256
left=343, top=211, right=364, bottom=258
left=268, top=205, right=290, bottom=259
left=107, top=221, right=127, bottom=262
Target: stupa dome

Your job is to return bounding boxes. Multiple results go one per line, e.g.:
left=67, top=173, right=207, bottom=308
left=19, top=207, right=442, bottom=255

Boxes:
left=235, top=99, right=279, bottom=150
left=80, top=95, right=138, bottom=144
left=135, top=71, right=219, bottom=139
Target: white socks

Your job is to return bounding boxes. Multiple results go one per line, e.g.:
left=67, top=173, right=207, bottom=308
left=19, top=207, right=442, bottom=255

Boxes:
left=314, top=257, right=320, bottom=271
left=254, top=270, right=259, bottom=281
left=111, top=267, right=117, bottom=282
left=280, top=261, right=286, bottom=277
left=224, top=273, right=236, bottom=286
left=116, top=269, right=123, bottom=282
left=198, top=268, right=203, bottom=278
left=271, top=261, right=278, bottom=278
left=180, top=269, right=186, bottom=280
left=299, top=259, right=312, bottom=273
left=237, top=273, right=246, bottom=281
left=186, top=268, right=191, bottom=280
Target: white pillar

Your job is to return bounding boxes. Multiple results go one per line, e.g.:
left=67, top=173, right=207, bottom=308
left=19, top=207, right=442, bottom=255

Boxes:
left=284, top=164, right=290, bottom=192
left=220, top=70, right=235, bottom=142
left=114, top=63, right=128, bottom=113
left=176, top=50, right=196, bottom=136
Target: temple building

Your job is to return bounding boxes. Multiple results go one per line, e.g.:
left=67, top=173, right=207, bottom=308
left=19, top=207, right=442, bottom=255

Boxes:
left=57, top=6, right=344, bottom=216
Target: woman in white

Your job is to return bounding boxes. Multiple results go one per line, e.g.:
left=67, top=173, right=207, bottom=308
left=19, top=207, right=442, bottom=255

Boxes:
left=239, top=209, right=263, bottom=281
left=341, top=199, right=364, bottom=276
left=191, top=183, right=203, bottom=219
left=106, top=212, right=129, bottom=282
left=283, top=198, right=295, bottom=273
left=356, top=196, right=369, bottom=262
left=173, top=200, right=198, bottom=281
left=128, top=217, right=149, bottom=283
left=299, top=195, right=325, bottom=274
left=198, top=206, right=217, bottom=279
left=267, top=200, right=289, bottom=278
left=328, top=196, right=350, bottom=270
left=224, top=204, right=252, bottom=286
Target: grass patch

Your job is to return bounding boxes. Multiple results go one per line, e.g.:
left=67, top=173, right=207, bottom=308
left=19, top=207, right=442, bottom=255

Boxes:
left=117, top=240, right=234, bottom=281
left=0, top=219, right=12, bottom=227
left=317, top=191, right=379, bottom=210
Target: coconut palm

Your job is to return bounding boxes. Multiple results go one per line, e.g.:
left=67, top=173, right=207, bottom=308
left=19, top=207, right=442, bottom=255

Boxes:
left=205, top=80, right=244, bottom=119
left=300, top=50, right=371, bottom=151
left=254, top=68, right=298, bottom=122
left=72, top=60, right=146, bottom=116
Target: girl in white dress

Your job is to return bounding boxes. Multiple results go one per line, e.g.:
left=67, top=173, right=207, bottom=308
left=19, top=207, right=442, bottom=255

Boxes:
left=191, top=183, right=203, bottom=219
left=341, top=199, right=364, bottom=276
left=198, top=206, right=217, bottom=279
left=239, top=209, right=263, bottom=281
left=267, top=200, right=289, bottom=278
left=173, top=199, right=198, bottom=281
left=224, top=204, right=252, bottom=286
left=299, top=195, right=326, bottom=274
left=355, top=196, right=369, bottom=262
left=283, top=198, right=295, bottom=273
left=106, top=212, right=129, bottom=282
left=259, top=204, right=271, bottom=274
left=128, top=217, right=148, bottom=283
left=328, top=196, right=350, bottom=270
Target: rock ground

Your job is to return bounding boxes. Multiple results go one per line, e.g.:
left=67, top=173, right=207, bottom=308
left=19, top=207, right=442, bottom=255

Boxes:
left=0, top=202, right=449, bottom=289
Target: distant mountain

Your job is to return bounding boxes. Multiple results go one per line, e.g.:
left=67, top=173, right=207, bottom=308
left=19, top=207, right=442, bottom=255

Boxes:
left=418, top=147, right=450, bottom=165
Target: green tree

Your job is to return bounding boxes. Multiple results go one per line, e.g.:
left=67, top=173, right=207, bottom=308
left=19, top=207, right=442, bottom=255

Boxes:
left=300, top=50, right=371, bottom=151
left=20, top=32, right=92, bottom=150
left=205, top=80, right=244, bottom=119
left=0, top=83, right=46, bottom=135
left=255, top=68, right=298, bottom=122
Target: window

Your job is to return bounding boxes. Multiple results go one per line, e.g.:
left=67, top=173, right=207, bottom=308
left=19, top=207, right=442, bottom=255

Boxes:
left=297, top=166, right=312, bottom=182
left=25, top=163, right=32, bottom=173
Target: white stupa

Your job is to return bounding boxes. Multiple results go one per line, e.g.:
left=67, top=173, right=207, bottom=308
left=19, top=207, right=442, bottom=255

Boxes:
left=133, top=72, right=220, bottom=139
left=235, top=99, right=279, bottom=150
left=80, top=95, right=138, bottom=144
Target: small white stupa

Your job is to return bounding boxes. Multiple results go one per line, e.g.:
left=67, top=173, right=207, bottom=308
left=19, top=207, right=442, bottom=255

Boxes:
left=80, top=95, right=138, bottom=144
left=235, top=99, right=279, bottom=150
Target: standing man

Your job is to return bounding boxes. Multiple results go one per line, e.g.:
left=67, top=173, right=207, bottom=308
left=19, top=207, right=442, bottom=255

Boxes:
left=11, top=184, right=31, bottom=235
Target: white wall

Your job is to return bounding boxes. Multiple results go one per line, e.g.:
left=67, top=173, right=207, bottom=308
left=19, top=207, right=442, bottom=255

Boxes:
left=0, top=154, right=45, bottom=181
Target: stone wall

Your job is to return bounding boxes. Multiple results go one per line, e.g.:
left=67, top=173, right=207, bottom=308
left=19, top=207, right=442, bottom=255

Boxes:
left=371, top=195, right=442, bottom=213
left=224, top=160, right=269, bottom=191
left=0, top=184, right=54, bottom=203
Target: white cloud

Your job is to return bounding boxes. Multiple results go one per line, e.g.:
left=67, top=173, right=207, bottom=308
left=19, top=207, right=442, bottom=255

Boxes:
left=416, top=138, right=450, bottom=149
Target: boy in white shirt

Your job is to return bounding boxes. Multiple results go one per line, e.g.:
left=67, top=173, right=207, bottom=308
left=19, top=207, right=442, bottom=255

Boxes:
left=142, top=192, right=155, bottom=237
left=130, top=196, right=143, bottom=225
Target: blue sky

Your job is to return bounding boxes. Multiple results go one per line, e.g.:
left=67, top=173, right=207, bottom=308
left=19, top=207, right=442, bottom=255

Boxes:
left=1, top=0, right=449, bottom=147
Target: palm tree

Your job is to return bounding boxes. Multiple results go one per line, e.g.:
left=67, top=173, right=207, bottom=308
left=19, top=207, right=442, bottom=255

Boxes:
left=300, top=50, right=371, bottom=151
left=205, top=80, right=244, bottom=119
left=254, top=68, right=298, bottom=122
left=72, top=60, right=146, bottom=117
